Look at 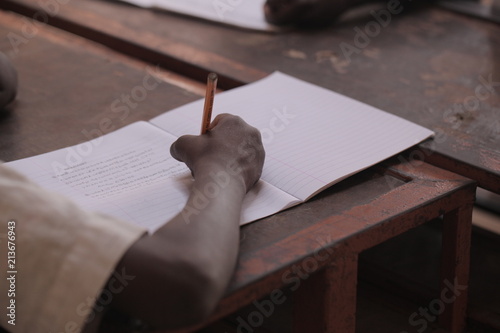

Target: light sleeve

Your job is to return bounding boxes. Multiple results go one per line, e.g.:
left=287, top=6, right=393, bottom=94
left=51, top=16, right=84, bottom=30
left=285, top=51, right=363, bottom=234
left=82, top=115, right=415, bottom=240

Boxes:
left=0, top=164, right=146, bottom=333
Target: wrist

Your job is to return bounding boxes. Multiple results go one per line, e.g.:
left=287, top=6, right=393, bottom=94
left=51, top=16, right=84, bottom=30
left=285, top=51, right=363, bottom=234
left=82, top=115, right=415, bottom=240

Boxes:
left=193, top=161, right=247, bottom=197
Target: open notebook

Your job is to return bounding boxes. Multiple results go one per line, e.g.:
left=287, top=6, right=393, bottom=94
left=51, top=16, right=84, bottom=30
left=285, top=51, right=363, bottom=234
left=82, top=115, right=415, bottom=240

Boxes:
left=5, top=72, right=433, bottom=232
left=115, top=0, right=280, bottom=32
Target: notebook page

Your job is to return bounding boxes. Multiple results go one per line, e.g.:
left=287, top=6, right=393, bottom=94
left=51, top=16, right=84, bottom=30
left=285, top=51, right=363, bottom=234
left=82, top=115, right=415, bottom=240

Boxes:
left=116, top=0, right=279, bottom=32
left=5, top=121, right=298, bottom=232
left=5, top=122, right=187, bottom=231
left=240, top=180, right=301, bottom=224
left=150, top=72, right=434, bottom=202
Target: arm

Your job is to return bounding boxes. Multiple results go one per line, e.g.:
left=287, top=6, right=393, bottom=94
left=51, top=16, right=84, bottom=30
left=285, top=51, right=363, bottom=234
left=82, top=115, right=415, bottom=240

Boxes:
left=106, top=114, right=265, bottom=329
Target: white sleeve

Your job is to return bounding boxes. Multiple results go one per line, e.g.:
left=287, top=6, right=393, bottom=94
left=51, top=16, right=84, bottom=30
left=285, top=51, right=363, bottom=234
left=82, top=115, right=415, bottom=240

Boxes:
left=0, top=165, right=146, bottom=333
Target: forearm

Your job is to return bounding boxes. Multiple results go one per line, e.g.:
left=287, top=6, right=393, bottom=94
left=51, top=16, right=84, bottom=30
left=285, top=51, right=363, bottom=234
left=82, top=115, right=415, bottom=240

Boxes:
left=109, top=167, right=247, bottom=329
left=155, top=167, right=247, bottom=302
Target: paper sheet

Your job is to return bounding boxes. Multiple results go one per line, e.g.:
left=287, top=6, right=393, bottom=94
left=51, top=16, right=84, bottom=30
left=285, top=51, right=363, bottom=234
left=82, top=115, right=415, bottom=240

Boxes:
left=151, top=72, right=435, bottom=201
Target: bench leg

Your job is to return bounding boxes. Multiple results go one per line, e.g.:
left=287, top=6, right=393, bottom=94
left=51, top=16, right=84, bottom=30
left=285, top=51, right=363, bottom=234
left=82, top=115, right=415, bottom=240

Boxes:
left=293, top=253, right=358, bottom=333
left=440, top=204, right=473, bottom=333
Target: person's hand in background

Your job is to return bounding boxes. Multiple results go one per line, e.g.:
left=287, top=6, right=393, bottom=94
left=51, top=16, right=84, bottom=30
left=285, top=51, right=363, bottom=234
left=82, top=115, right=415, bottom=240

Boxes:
left=264, top=0, right=429, bottom=27
left=264, top=0, right=370, bottom=26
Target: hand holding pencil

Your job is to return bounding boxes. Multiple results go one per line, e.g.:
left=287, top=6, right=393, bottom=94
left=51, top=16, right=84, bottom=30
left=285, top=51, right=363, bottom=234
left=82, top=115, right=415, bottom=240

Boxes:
left=201, top=73, right=218, bottom=134
left=170, top=73, right=265, bottom=190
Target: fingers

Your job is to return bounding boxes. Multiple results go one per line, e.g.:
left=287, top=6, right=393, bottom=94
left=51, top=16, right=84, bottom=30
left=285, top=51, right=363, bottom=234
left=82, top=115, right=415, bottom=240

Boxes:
left=170, top=114, right=241, bottom=163
left=209, top=114, right=265, bottom=191
left=207, top=113, right=244, bottom=132
left=169, top=135, right=201, bottom=163
left=209, top=114, right=262, bottom=147
left=170, top=113, right=265, bottom=191
left=207, top=113, right=228, bottom=131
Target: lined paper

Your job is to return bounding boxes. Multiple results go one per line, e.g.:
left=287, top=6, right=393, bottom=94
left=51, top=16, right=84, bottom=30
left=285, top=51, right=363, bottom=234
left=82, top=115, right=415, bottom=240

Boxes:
left=6, top=122, right=191, bottom=231
left=151, top=72, right=434, bottom=201
left=5, top=122, right=298, bottom=232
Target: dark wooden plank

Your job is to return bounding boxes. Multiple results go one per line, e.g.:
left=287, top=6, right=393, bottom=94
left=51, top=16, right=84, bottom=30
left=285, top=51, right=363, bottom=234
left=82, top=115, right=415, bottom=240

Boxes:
left=1, top=0, right=498, bottom=192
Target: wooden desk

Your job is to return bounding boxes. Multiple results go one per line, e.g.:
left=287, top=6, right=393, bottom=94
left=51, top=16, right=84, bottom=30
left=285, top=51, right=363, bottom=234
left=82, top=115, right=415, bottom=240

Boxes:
left=0, top=11, right=205, bottom=161
left=0, top=10, right=476, bottom=333
left=2, top=0, right=497, bottom=194
left=176, top=159, right=474, bottom=333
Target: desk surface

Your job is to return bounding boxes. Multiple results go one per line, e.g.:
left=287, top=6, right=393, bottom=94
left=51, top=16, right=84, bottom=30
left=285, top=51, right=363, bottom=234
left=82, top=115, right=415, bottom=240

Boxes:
left=2, top=0, right=498, bottom=193
left=0, top=9, right=205, bottom=162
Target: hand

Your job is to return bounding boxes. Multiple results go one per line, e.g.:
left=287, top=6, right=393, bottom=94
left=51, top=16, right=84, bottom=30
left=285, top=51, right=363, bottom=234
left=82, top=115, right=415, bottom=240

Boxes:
left=170, top=113, right=265, bottom=192
left=264, top=0, right=369, bottom=26
left=0, top=52, right=18, bottom=109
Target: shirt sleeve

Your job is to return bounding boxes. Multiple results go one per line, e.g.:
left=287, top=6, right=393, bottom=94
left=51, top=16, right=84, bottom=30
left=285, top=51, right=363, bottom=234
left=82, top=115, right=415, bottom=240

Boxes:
left=0, top=164, right=147, bottom=333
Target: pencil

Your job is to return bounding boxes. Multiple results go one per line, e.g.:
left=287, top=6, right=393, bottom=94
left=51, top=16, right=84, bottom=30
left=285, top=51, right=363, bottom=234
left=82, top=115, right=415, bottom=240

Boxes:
left=201, top=73, right=218, bottom=134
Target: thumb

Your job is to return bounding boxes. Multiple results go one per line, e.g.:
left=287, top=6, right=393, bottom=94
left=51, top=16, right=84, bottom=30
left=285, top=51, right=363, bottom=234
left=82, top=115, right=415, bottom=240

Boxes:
left=169, top=134, right=203, bottom=164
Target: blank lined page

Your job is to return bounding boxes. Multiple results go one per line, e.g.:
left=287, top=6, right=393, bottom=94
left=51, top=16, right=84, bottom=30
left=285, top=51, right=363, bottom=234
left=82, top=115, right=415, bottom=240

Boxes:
left=151, top=72, right=434, bottom=202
